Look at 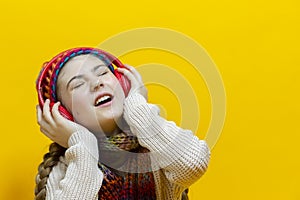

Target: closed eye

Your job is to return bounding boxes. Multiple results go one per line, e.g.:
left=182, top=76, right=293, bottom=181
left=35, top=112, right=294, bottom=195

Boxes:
left=72, top=82, right=84, bottom=90
left=97, top=71, right=108, bottom=76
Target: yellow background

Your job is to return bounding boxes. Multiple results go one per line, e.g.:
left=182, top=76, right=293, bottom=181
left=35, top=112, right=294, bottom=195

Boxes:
left=0, top=0, right=299, bottom=199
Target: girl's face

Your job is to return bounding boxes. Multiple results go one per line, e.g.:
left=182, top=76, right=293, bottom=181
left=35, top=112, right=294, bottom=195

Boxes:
left=56, top=54, right=126, bottom=135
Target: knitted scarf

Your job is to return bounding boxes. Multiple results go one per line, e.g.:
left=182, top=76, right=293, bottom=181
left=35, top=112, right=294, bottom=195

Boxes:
left=97, top=132, right=156, bottom=200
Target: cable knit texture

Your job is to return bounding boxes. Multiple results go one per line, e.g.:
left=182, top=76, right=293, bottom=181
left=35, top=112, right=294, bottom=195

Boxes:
left=45, top=93, right=210, bottom=200
left=46, top=131, right=103, bottom=200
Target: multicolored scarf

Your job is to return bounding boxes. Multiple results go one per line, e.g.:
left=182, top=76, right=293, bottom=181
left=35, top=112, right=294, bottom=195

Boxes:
left=97, top=133, right=156, bottom=200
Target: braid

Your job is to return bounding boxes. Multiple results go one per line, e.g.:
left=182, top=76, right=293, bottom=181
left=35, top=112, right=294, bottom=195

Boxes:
left=34, top=143, right=66, bottom=200
left=181, top=188, right=189, bottom=200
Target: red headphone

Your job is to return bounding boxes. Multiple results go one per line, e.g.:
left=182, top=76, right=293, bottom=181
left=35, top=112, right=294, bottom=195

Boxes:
left=36, top=47, right=130, bottom=121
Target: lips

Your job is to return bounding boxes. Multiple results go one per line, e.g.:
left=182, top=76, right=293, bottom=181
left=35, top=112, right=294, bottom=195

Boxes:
left=94, top=93, right=113, bottom=107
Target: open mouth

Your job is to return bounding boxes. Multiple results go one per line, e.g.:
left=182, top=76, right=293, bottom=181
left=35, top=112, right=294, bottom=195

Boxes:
left=94, top=94, right=113, bottom=107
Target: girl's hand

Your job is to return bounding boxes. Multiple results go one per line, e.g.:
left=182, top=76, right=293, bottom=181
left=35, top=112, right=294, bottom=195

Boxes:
left=116, top=65, right=148, bottom=100
left=36, top=99, right=87, bottom=148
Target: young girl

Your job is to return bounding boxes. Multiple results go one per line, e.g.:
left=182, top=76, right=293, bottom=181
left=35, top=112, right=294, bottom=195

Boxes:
left=34, top=47, right=210, bottom=200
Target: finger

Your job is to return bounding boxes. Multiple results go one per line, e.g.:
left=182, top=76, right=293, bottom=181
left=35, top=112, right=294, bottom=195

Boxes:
left=51, top=102, right=65, bottom=122
left=123, top=65, right=143, bottom=82
left=40, top=127, right=53, bottom=140
left=40, top=127, right=48, bottom=135
left=36, top=105, right=42, bottom=125
left=52, top=102, right=81, bottom=132
left=116, top=68, right=138, bottom=86
left=37, top=105, right=52, bottom=134
left=39, top=121, right=54, bottom=136
left=42, top=99, right=55, bottom=125
left=37, top=105, right=53, bottom=131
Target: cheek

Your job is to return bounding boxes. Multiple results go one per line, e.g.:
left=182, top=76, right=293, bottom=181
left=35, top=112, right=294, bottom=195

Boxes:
left=112, top=84, right=126, bottom=114
left=62, top=90, right=89, bottom=115
left=112, top=80, right=126, bottom=102
left=109, top=75, right=125, bottom=95
left=71, top=97, right=98, bottom=128
left=71, top=92, right=90, bottom=111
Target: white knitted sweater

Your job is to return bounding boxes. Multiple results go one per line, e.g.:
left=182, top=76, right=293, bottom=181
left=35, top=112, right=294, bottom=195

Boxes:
left=45, top=93, right=210, bottom=200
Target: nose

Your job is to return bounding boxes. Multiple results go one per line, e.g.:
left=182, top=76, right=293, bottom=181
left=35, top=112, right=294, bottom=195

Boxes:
left=91, top=78, right=103, bottom=91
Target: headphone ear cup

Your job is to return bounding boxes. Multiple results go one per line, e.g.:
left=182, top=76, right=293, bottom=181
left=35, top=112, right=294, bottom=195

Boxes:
left=58, top=105, right=74, bottom=121
left=49, top=102, right=74, bottom=121
left=115, top=70, right=131, bottom=96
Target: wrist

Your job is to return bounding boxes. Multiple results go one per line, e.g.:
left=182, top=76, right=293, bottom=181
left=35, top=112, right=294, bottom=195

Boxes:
left=68, top=129, right=99, bottom=160
left=125, top=93, right=147, bottom=107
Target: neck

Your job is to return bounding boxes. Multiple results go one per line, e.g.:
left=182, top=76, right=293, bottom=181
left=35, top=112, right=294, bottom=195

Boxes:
left=94, top=116, right=130, bottom=138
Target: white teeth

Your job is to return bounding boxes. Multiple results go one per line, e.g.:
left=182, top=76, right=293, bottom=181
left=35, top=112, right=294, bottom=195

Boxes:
left=96, top=95, right=111, bottom=106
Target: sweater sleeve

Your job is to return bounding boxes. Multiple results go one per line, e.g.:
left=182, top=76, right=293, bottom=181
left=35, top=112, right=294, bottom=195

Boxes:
left=123, top=93, right=210, bottom=187
left=45, top=129, right=103, bottom=200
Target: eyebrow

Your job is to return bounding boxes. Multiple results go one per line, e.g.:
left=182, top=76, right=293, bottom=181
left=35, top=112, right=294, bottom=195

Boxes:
left=66, top=64, right=107, bottom=89
left=92, top=64, right=107, bottom=72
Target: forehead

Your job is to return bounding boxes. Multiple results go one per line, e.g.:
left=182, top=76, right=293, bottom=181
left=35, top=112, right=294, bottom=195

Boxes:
left=58, top=54, right=107, bottom=80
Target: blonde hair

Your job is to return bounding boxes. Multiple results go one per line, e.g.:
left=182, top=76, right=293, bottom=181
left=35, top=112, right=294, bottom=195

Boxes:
left=34, top=143, right=66, bottom=200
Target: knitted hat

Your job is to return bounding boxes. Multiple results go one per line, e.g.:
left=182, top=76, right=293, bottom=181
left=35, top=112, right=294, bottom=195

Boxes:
left=36, top=47, right=130, bottom=121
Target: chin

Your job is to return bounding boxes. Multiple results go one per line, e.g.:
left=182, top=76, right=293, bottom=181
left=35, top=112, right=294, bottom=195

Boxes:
left=100, top=106, right=123, bottom=120
left=97, top=109, right=121, bottom=123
